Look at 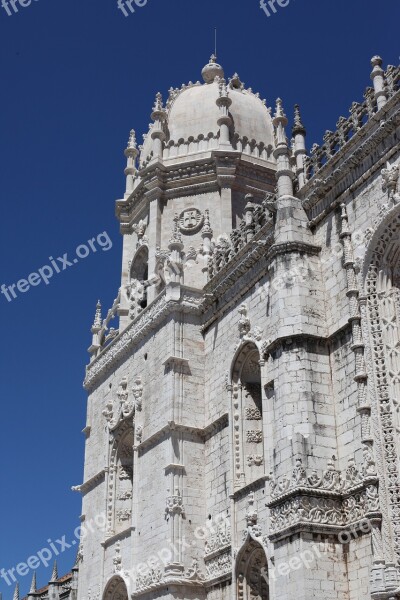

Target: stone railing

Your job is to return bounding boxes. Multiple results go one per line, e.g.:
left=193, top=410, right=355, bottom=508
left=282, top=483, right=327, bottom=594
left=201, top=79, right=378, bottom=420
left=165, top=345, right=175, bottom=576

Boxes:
left=304, top=64, right=400, bottom=181
left=207, top=194, right=276, bottom=279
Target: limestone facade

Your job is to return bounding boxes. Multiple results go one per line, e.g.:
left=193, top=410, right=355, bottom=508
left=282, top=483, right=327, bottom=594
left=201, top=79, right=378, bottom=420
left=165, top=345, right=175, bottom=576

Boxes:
left=71, top=55, right=400, bottom=600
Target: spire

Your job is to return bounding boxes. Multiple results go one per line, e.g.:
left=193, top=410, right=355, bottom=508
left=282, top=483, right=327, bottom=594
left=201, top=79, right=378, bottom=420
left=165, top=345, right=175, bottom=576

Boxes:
left=151, top=92, right=167, bottom=159
left=124, top=129, right=139, bottom=195
left=292, top=104, right=306, bottom=136
left=92, top=300, right=102, bottom=331
left=292, top=105, right=307, bottom=189
left=274, top=98, right=287, bottom=123
left=272, top=98, right=294, bottom=197
left=50, top=560, right=58, bottom=582
left=370, top=55, right=388, bottom=111
left=216, top=76, right=232, bottom=147
left=152, top=92, right=164, bottom=114
left=13, top=583, right=20, bottom=600
left=126, top=129, right=137, bottom=152
left=29, top=572, right=37, bottom=595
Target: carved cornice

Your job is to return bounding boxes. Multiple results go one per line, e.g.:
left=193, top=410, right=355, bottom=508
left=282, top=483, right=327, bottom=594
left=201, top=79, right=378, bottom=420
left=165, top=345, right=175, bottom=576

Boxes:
left=267, top=471, right=380, bottom=542
left=117, top=154, right=276, bottom=231
left=266, top=240, right=321, bottom=261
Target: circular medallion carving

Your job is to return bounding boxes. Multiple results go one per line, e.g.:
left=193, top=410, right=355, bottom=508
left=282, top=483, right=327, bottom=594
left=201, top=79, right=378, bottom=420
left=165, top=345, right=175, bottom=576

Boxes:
left=179, top=208, right=204, bottom=234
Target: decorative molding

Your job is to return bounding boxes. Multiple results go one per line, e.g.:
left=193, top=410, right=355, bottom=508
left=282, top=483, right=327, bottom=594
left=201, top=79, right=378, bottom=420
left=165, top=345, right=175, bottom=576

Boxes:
left=204, top=550, right=231, bottom=581
left=71, top=470, right=105, bottom=495
left=165, top=489, right=185, bottom=518
left=103, top=378, right=134, bottom=431
left=178, top=208, right=204, bottom=234
left=269, top=457, right=372, bottom=500
left=268, top=482, right=380, bottom=541
left=205, top=523, right=231, bottom=557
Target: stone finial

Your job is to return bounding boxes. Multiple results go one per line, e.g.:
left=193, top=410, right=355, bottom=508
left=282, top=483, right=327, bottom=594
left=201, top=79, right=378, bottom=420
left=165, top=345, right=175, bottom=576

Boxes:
left=13, top=583, right=20, bottom=600
left=169, top=213, right=183, bottom=246
left=29, top=572, right=37, bottom=594
left=127, top=129, right=137, bottom=151
left=201, top=209, right=213, bottom=237
left=152, top=92, right=164, bottom=113
left=292, top=104, right=306, bottom=136
left=229, top=73, right=244, bottom=90
left=92, top=300, right=102, bottom=331
left=50, top=560, right=58, bottom=582
left=273, top=98, right=287, bottom=124
left=202, top=55, right=224, bottom=84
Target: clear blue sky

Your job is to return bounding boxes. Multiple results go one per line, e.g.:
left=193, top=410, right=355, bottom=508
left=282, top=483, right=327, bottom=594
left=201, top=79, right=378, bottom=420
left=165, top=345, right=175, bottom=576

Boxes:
left=0, top=0, right=398, bottom=597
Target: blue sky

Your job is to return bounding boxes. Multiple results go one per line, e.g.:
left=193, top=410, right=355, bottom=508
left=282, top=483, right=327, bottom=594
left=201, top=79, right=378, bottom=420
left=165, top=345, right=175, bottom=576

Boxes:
left=0, top=0, right=398, bottom=596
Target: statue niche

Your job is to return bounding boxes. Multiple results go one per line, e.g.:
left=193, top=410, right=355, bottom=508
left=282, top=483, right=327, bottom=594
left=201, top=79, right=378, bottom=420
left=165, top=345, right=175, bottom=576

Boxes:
left=127, top=246, right=148, bottom=319
left=231, top=343, right=264, bottom=488
left=114, top=428, right=134, bottom=532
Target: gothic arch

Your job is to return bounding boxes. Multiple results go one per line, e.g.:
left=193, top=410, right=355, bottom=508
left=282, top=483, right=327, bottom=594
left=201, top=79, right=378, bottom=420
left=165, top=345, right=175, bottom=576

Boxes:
left=230, top=343, right=265, bottom=488
left=130, top=245, right=149, bottom=282
left=102, top=576, right=129, bottom=600
left=361, top=203, right=400, bottom=283
left=363, top=205, right=400, bottom=564
left=235, top=537, right=269, bottom=600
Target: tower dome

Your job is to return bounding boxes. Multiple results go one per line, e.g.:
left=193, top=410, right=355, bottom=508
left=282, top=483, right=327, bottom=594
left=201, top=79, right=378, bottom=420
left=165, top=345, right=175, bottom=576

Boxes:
left=166, top=59, right=274, bottom=149
left=139, top=58, right=275, bottom=166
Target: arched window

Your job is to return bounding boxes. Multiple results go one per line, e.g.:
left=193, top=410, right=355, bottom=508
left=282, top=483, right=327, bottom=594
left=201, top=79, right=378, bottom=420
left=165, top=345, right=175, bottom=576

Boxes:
left=128, top=247, right=149, bottom=319
left=231, top=343, right=264, bottom=488
left=237, top=540, right=269, bottom=600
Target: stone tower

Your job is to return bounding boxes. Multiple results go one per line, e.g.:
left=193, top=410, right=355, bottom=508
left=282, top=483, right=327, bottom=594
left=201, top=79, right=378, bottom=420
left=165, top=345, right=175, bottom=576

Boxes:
left=73, top=56, right=400, bottom=600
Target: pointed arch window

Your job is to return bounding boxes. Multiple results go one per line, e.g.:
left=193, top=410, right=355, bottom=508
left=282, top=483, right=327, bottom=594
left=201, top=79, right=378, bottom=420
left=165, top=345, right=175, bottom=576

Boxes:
left=237, top=540, right=269, bottom=600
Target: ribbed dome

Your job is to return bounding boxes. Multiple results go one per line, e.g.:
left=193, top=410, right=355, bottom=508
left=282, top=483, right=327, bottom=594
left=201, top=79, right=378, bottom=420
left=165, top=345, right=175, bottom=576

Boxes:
left=167, top=78, right=274, bottom=148
left=138, top=60, right=276, bottom=167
